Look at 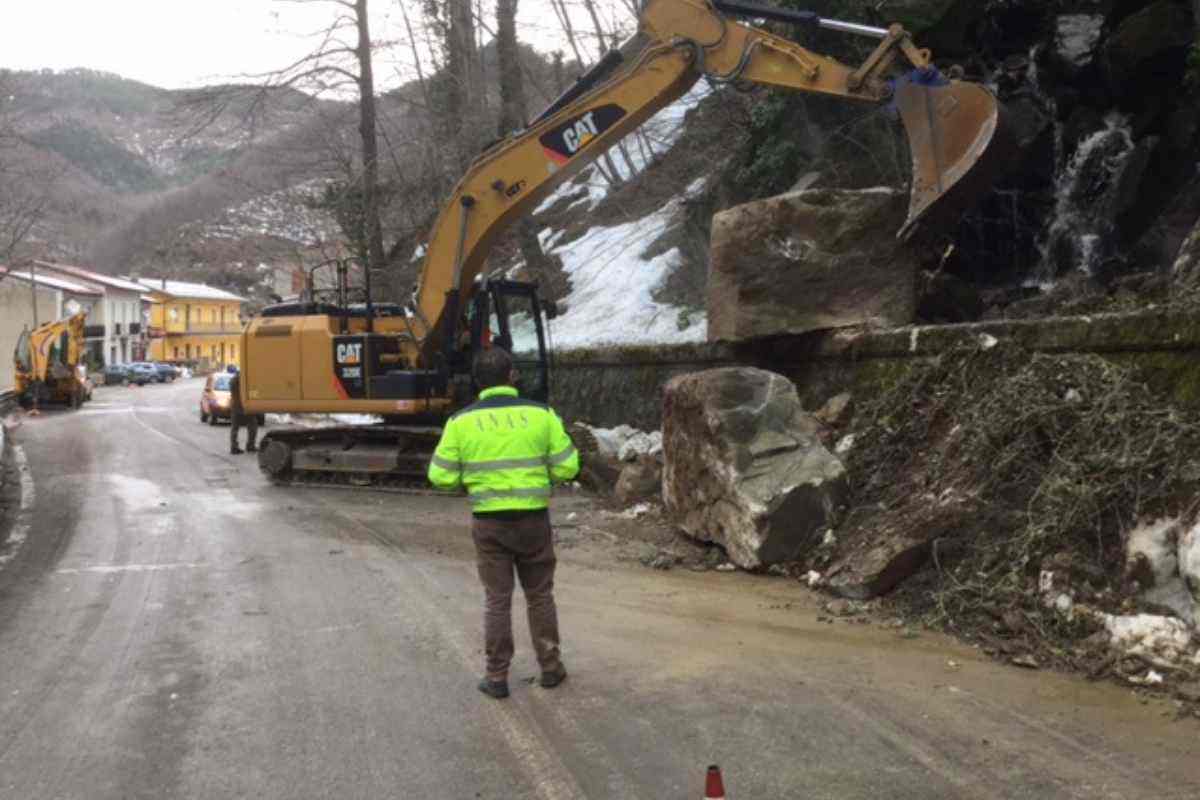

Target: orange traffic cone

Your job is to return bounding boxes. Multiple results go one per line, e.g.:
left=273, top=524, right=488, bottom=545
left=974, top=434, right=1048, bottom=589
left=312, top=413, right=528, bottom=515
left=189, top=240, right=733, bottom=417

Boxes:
left=705, top=764, right=726, bottom=800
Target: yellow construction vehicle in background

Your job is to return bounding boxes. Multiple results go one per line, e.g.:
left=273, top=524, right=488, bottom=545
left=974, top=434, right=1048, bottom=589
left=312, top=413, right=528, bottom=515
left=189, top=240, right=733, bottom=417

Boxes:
left=242, top=0, right=1012, bottom=488
left=14, top=312, right=91, bottom=411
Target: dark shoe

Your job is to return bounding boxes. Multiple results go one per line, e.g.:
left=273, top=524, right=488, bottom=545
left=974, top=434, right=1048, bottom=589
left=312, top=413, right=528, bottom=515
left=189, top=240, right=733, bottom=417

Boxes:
left=246, top=446, right=258, bottom=453
left=540, top=665, right=568, bottom=689
left=477, top=678, right=510, bottom=699
left=230, top=448, right=244, bottom=455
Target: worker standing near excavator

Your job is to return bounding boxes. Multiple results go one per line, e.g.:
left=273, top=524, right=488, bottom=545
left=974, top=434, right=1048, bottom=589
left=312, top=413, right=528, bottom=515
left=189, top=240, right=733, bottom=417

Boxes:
left=228, top=368, right=258, bottom=455
left=427, top=348, right=579, bottom=699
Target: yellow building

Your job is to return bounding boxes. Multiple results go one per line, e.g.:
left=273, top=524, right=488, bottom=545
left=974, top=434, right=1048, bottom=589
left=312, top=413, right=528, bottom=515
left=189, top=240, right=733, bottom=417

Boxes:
left=138, top=279, right=246, bottom=368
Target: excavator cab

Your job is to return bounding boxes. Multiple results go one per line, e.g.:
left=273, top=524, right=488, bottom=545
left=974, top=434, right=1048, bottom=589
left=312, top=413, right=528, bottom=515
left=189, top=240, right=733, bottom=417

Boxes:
left=466, top=280, right=551, bottom=404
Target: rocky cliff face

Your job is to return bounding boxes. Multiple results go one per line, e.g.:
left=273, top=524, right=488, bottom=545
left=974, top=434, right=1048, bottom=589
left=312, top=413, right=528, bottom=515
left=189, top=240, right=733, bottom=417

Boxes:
left=940, top=0, right=1198, bottom=294
left=715, top=0, right=1199, bottom=317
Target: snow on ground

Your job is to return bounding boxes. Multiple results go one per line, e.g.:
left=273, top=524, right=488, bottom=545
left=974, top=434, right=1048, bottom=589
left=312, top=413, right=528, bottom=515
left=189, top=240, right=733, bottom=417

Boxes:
left=267, top=413, right=382, bottom=428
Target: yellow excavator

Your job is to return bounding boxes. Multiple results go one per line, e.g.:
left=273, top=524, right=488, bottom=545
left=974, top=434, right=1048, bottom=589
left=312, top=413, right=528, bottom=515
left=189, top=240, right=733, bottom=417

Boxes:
left=242, top=0, right=1012, bottom=487
left=13, top=312, right=91, bottom=411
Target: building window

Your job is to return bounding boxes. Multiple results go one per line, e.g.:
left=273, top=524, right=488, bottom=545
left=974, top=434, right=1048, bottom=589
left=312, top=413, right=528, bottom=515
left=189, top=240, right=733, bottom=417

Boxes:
left=174, top=347, right=180, bottom=359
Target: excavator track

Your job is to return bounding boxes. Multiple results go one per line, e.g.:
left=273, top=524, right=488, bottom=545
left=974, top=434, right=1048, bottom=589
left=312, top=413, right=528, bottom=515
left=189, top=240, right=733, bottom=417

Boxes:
left=255, top=424, right=455, bottom=494
left=267, top=470, right=453, bottom=495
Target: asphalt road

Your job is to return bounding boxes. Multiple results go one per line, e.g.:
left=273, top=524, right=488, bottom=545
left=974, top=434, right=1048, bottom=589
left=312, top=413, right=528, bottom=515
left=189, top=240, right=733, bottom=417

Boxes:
left=0, top=378, right=1198, bottom=799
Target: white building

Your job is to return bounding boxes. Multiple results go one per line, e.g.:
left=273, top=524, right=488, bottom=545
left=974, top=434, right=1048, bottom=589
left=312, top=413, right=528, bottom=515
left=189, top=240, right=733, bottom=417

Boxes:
left=33, top=262, right=150, bottom=365
left=0, top=268, right=101, bottom=390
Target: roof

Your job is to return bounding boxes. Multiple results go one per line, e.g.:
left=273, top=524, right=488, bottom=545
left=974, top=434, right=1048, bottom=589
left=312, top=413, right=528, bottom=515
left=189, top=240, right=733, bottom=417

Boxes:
left=34, top=261, right=147, bottom=294
left=135, top=278, right=247, bottom=303
left=0, top=267, right=103, bottom=296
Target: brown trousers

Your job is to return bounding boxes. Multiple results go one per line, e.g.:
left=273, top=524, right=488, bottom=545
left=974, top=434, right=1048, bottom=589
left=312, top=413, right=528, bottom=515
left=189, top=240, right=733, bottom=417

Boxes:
left=471, top=510, right=562, bottom=681
left=230, top=411, right=258, bottom=451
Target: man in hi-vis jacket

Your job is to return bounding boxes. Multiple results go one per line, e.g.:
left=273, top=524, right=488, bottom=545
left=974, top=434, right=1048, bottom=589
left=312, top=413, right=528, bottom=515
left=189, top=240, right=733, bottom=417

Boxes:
left=428, top=348, right=579, bottom=699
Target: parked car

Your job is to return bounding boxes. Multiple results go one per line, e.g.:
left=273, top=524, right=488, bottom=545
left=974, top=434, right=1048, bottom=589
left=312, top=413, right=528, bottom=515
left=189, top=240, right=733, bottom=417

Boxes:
left=128, top=361, right=165, bottom=383
left=102, top=364, right=129, bottom=386
left=152, top=362, right=178, bottom=382
left=200, top=372, right=234, bottom=424
left=126, top=363, right=156, bottom=386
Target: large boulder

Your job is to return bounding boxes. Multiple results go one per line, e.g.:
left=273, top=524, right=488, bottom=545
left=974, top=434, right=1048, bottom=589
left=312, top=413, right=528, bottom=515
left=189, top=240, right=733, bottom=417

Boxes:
left=707, top=188, right=918, bottom=342
left=662, top=368, right=847, bottom=569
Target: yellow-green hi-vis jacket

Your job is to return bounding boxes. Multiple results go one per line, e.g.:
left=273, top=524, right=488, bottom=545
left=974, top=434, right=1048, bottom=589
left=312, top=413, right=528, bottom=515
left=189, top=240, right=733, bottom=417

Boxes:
left=428, top=386, right=580, bottom=513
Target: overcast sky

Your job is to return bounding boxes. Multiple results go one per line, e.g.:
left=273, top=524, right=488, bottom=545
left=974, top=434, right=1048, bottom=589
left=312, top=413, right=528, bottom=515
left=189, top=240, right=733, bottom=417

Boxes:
left=0, top=0, right=631, bottom=90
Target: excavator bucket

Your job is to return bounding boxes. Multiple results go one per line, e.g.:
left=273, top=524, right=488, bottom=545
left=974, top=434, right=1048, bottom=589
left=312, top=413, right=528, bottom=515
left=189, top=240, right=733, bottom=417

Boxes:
left=894, top=75, right=1014, bottom=240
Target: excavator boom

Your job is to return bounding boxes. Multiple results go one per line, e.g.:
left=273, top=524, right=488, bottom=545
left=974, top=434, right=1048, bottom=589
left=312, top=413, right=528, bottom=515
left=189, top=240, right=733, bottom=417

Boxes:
left=244, top=0, right=1012, bottom=488
left=410, top=0, right=1010, bottom=345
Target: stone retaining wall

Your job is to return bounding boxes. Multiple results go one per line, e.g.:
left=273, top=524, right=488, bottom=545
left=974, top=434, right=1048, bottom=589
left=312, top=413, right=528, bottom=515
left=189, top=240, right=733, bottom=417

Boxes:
left=549, top=342, right=735, bottom=429
left=551, top=309, right=1200, bottom=429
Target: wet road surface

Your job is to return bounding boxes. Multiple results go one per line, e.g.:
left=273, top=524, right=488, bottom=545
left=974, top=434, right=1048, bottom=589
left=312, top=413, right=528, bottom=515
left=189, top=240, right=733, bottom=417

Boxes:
left=0, top=378, right=1198, bottom=799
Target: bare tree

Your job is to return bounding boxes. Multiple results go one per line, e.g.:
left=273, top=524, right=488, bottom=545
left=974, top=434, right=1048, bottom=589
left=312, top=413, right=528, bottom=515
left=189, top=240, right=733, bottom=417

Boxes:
left=0, top=74, right=56, bottom=272
left=495, top=0, right=527, bottom=135
left=173, top=0, right=388, bottom=275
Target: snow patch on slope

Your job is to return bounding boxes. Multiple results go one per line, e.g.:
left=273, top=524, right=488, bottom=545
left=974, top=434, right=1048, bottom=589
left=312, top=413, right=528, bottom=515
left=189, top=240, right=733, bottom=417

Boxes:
left=526, top=86, right=714, bottom=348
left=200, top=178, right=340, bottom=246
left=542, top=177, right=708, bottom=348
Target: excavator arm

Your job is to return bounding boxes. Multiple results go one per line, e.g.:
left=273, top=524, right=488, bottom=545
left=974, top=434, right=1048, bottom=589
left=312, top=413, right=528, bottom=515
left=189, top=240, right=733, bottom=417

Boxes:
left=242, top=0, right=1012, bottom=488
left=409, top=0, right=1009, bottom=363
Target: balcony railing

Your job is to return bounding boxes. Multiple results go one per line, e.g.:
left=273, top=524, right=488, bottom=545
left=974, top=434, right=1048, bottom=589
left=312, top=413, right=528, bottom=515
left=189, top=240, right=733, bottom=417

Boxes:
left=83, top=325, right=105, bottom=339
left=185, top=322, right=243, bottom=333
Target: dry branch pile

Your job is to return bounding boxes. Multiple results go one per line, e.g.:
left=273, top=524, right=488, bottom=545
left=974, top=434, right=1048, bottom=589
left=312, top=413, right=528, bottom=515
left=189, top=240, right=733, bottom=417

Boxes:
left=840, top=346, right=1200, bottom=665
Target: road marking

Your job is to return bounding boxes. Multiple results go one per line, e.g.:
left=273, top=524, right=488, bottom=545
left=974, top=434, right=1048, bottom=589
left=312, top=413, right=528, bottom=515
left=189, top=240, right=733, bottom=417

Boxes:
left=128, top=405, right=238, bottom=466
left=0, top=445, right=36, bottom=569
left=330, top=512, right=588, bottom=800
left=54, top=562, right=204, bottom=575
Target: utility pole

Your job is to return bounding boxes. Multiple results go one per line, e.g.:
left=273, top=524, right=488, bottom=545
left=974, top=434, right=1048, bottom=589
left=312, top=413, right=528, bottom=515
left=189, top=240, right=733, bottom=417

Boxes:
left=30, top=259, right=38, bottom=328
left=28, top=259, right=41, bottom=416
